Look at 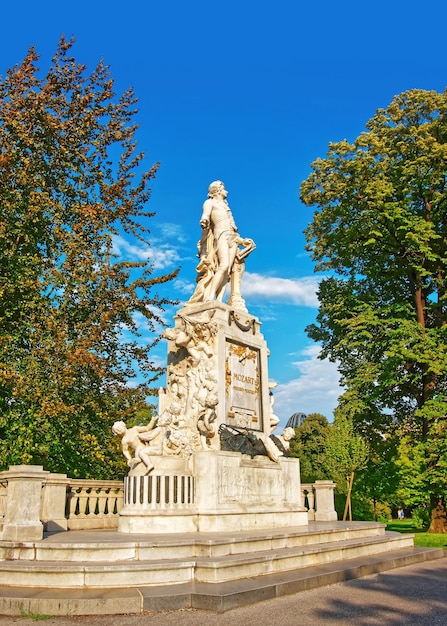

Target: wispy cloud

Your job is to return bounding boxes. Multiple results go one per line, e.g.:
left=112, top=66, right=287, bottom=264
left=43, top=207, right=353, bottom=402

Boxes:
left=242, top=273, right=320, bottom=307
left=273, top=344, right=343, bottom=426
left=173, top=278, right=196, bottom=295
left=157, top=222, right=189, bottom=244
left=112, top=235, right=180, bottom=270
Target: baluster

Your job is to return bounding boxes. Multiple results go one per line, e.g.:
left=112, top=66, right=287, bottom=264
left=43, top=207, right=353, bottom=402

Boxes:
left=307, top=487, right=315, bottom=520
left=81, top=487, right=92, bottom=518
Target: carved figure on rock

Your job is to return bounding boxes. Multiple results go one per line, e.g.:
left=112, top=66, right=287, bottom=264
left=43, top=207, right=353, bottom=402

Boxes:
left=166, top=401, right=183, bottom=427
left=219, top=425, right=296, bottom=463
left=254, top=425, right=296, bottom=462
left=163, top=315, right=216, bottom=367
left=166, top=363, right=188, bottom=408
left=188, top=181, right=255, bottom=305
left=112, top=419, right=161, bottom=474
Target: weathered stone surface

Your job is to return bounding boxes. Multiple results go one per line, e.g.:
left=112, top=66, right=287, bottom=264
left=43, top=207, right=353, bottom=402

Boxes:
left=0, top=465, right=49, bottom=541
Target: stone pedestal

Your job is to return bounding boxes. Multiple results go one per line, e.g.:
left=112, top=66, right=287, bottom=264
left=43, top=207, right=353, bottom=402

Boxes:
left=41, top=473, right=69, bottom=533
left=118, top=450, right=307, bottom=533
left=193, top=450, right=307, bottom=531
left=118, top=457, right=197, bottom=533
left=0, top=465, right=49, bottom=541
left=314, top=480, right=338, bottom=521
left=118, top=301, right=308, bottom=534
left=164, top=301, right=272, bottom=438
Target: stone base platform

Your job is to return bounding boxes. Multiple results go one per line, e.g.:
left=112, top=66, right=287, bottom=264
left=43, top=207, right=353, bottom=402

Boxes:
left=0, top=522, right=444, bottom=615
left=118, top=451, right=310, bottom=534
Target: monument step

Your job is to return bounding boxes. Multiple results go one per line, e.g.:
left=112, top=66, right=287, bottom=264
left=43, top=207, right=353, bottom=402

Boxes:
left=194, top=532, right=414, bottom=582
left=0, top=546, right=443, bottom=616
left=0, top=521, right=387, bottom=562
left=0, top=530, right=414, bottom=588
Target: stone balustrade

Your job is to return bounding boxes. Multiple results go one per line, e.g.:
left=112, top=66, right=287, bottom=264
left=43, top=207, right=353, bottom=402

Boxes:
left=0, top=466, right=336, bottom=540
left=66, top=479, right=124, bottom=530
left=124, top=474, right=194, bottom=509
left=301, top=480, right=338, bottom=522
left=301, top=483, right=316, bottom=519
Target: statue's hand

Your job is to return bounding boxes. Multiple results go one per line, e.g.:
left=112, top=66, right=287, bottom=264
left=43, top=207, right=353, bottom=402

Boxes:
left=200, top=218, right=209, bottom=229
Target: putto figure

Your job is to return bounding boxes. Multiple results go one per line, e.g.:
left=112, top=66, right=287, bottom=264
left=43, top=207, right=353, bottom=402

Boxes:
left=188, top=181, right=255, bottom=306
left=112, top=418, right=166, bottom=474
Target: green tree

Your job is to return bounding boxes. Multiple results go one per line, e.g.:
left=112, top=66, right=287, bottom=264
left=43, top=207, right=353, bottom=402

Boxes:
left=356, top=438, right=399, bottom=522
left=0, top=38, right=177, bottom=478
left=395, top=425, right=447, bottom=529
left=300, top=89, right=447, bottom=530
left=323, top=413, right=369, bottom=521
left=289, top=412, right=330, bottom=482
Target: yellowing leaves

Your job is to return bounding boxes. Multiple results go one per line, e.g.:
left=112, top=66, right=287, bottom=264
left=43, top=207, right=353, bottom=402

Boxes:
left=0, top=38, right=176, bottom=478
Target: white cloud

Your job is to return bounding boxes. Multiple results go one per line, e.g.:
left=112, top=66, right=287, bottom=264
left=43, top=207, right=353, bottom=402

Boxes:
left=173, top=278, right=196, bottom=295
left=150, top=248, right=181, bottom=269
left=112, top=235, right=180, bottom=270
left=157, top=222, right=188, bottom=243
left=242, top=273, right=320, bottom=307
left=273, top=344, right=344, bottom=427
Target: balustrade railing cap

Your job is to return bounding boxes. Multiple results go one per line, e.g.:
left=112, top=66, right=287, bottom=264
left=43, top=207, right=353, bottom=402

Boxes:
left=0, top=465, right=50, bottom=479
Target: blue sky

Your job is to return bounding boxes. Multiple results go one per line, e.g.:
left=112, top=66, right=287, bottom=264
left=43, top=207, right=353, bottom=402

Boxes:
left=2, top=1, right=446, bottom=427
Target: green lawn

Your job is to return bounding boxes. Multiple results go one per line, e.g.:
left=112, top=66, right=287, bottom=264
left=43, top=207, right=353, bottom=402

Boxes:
left=386, top=519, right=447, bottom=549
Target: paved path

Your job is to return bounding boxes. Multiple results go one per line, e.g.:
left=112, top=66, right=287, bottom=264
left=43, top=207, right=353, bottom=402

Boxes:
left=1, top=557, right=446, bottom=626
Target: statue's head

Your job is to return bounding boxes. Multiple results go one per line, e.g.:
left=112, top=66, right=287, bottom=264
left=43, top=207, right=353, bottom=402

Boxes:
left=208, top=180, right=225, bottom=198
left=282, top=427, right=296, bottom=441
left=112, top=421, right=126, bottom=436
left=170, top=402, right=181, bottom=416
left=157, top=411, right=172, bottom=427
left=205, top=392, right=218, bottom=408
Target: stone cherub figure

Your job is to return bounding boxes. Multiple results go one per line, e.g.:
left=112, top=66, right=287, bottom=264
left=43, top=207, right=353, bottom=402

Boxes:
left=275, top=427, right=296, bottom=453
left=112, top=416, right=167, bottom=474
left=188, top=180, right=255, bottom=306
left=197, top=391, right=219, bottom=450
left=257, top=426, right=296, bottom=463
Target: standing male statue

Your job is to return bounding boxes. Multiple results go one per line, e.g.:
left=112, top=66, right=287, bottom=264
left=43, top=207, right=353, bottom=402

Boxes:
left=188, top=181, right=255, bottom=306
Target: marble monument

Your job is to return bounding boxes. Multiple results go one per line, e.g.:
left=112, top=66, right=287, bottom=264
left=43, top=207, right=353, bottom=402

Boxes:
left=116, top=181, right=307, bottom=533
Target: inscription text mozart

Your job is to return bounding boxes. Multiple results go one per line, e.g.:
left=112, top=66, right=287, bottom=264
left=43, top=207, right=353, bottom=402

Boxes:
left=233, top=373, right=255, bottom=385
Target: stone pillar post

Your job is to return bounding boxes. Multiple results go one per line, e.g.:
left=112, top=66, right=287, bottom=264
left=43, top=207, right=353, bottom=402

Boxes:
left=0, top=465, right=49, bottom=541
left=41, top=473, right=69, bottom=533
left=314, top=480, right=338, bottom=521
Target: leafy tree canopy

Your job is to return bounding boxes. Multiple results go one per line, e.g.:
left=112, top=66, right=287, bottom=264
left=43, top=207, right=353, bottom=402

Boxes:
left=301, top=89, right=447, bottom=528
left=289, top=412, right=330, bottom=482
left=0, top=38, right=177, bottom=478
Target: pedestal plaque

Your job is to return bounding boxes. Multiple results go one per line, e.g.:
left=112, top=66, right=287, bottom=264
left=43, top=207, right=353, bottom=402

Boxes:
left=225, top=340, right=262, bottom=430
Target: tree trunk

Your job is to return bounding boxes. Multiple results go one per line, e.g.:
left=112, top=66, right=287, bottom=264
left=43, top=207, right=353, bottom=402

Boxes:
left=343, top=471, right=355, bottom=522
left=428, top=495, right=447, bottom=533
